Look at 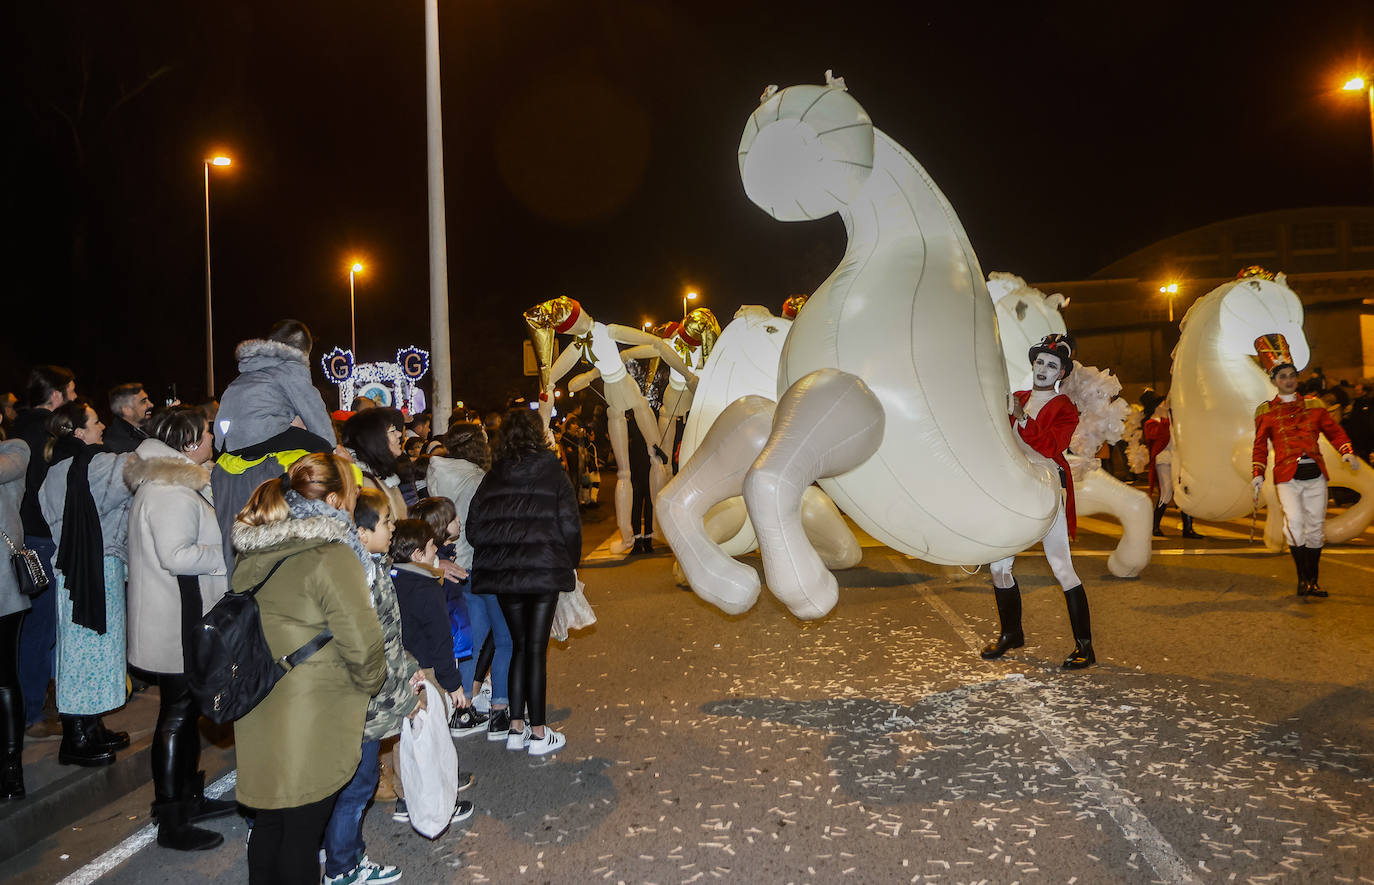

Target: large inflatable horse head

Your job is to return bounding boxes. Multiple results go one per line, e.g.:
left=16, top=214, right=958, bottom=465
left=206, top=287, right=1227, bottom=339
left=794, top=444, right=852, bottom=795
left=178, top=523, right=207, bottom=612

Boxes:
left=987, top=272, right=1070, bottom=391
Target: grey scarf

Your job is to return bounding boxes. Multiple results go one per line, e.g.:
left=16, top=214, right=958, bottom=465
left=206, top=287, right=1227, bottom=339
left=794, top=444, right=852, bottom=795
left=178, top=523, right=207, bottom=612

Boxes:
left=283, top=490, right=374, bottom=582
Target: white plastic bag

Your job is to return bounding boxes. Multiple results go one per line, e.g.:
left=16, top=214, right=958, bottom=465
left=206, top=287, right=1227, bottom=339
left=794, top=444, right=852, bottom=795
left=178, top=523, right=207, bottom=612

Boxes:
left=551, top=573, right=597, bottom=642
left=397, top=679, right=458, bottom=838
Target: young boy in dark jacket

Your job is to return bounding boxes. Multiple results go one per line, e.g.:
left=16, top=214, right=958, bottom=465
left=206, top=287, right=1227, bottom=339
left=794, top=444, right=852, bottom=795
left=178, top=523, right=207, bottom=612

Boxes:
left=390, top=520, right=467, bottom=707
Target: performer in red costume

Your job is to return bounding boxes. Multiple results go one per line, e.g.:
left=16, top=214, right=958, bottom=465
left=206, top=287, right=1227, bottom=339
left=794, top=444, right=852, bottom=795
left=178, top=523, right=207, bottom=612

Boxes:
left=981, top=334, right=1095, bottom=669
left=1140, top=392, right=1203, bottom=539
left=1251, top=334, right=1358, bottom=598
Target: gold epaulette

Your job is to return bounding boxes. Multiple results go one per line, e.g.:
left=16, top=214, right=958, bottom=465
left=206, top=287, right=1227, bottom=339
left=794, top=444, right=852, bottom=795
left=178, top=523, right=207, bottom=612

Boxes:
left=1254, top=401, right=1271, bottom=417
left=1303, top=396, right=1326, bottom=409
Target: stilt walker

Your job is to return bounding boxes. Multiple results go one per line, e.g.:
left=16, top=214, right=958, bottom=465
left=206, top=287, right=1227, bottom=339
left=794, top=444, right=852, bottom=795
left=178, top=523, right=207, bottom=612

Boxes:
left=981, top=333, right=1095, bottom=669
left=1251, top=334, right=1358, bottom=598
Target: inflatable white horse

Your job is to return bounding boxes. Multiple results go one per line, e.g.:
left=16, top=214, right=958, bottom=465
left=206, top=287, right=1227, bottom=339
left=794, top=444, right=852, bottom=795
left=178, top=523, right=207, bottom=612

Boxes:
left=658, top=76, right=1062, bottom=619
left=1170, top=271, right=1374, bottom=551
left=992, top=273, right=1152, bottom=577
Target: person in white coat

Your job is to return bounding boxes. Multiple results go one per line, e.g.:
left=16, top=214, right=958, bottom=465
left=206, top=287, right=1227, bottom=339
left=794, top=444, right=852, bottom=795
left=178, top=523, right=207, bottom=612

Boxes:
left=124, top=407, right=234, bottom=851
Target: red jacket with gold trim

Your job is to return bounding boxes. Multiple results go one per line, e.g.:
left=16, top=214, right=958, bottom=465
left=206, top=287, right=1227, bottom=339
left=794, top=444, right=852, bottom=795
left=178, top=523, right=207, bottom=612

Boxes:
left=1251, top=394, right=1353, bottom=484
left=1011, top=390, right=1079, bottom=539
left=1142, top=415, right=1171, bottom=493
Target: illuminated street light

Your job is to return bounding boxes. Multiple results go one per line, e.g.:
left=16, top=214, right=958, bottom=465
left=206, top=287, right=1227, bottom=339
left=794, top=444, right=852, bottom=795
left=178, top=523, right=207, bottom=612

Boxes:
left=1342, top=74, right=1374, bottom=194
left=348, top=261, right=365, bottom=355
left=1159, top=282, right=1180, bottom=322
left=203, top=154, right=233, bottom=396
left=683, top=289, right=698, bottom=320
left=642, top=320, right=653, bottom=331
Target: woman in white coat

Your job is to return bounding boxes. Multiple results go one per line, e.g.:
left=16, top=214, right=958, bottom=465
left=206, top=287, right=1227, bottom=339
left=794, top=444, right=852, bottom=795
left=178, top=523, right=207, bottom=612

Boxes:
left=124, top=407, right=233, bottom=851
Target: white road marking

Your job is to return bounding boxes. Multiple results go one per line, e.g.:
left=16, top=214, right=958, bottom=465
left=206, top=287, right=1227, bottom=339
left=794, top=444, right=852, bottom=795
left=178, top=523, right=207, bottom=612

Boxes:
left=584, top=530, right=630, bottom=563
left=900, top=557, right=1202, bottom=885
left=55, top=770, right=237, bottom=885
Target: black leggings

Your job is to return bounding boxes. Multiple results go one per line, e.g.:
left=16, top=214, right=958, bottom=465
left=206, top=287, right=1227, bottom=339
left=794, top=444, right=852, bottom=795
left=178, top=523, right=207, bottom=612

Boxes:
left=129, top=666, right=199, bottom=801
left=247, top=790, right=340, bottom=885
left=0, top=612, right=23, bottom=756
left=629, top=447, right=653, bottom=534
left=498, top=593, right=558, bottom=728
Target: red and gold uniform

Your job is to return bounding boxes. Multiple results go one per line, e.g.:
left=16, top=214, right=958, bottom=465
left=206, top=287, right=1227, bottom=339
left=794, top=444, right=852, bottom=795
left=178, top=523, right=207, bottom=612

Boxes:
left=1010, top=389, right=1078, bottom=539
left=1251, top=395, right=1352, bottom=484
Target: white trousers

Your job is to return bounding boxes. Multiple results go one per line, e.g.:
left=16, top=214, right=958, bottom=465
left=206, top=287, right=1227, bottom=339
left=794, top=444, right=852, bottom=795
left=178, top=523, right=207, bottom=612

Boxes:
left=989, top=504, right=1081, bottom=592
left=1154, top=463, right=1173, bottom=505
left=1276, top=476, right=1327, bottom=548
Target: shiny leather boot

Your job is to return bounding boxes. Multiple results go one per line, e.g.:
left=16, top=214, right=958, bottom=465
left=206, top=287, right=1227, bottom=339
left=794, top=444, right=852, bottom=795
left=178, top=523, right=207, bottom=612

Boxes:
left=980, top=584, right=1024, bottom=659
left=1062, top=585, right=1095, bottom=669
left=1307, top=547, right=1327, bottom=597
left=89, top=716, right=130, bottom=752
left=58, top=716, right=115, bottom=767
left=1180, top=513, right=1203, bottom=539
left=0, top=685, right=24, bottom=800
left=1290, top=546, right=1309, bottom=596
left=1152, top=502, right=1167, bottom=537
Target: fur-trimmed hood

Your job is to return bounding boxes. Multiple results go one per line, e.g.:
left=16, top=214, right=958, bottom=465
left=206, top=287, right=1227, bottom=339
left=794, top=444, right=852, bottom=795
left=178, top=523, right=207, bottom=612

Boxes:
left=124, top=438, right=210, bottom=492
left=231, top=514, right=352, bottom=555
left=235, top=338, right=308, bottom=369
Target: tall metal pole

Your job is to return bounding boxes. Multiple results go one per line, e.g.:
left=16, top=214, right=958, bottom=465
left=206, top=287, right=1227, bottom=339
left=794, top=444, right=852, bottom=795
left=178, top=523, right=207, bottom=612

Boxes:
left=425, top=0, right=453, bottom=430
left=204, top=161, right=215, bottom=397
left=349, top=268, right=357, bottom=356
left=1367, top=84, right=1374, bottom=198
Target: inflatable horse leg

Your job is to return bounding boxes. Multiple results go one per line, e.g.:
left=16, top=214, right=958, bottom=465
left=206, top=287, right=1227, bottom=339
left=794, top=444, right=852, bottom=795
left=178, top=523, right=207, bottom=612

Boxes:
left=744, top=369, right=884, bottom=619
left=801, top=487, right=862, bottom=570
left=1074, top=467, right=1152, bottom=578
left=658, top=395, right=778, bottom=613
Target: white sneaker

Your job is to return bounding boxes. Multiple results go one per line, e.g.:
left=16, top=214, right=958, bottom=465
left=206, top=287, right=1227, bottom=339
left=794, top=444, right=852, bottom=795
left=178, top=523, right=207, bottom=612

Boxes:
left=526, top=727, right=566, bottom=756
left=472, top=682, right=492, bottom=714
left=505, top=728, right=529, bottom=751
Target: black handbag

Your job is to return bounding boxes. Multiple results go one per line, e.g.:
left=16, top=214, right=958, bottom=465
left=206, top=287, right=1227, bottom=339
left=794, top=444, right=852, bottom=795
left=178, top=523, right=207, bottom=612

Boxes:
left=2, top=528, right=49, bottom=598
left=183, top=554, right=333, bottom=724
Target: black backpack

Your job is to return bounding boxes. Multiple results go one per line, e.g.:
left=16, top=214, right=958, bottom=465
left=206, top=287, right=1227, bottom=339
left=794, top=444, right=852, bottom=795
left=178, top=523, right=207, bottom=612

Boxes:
left=182, top=554, right=333, bottom=724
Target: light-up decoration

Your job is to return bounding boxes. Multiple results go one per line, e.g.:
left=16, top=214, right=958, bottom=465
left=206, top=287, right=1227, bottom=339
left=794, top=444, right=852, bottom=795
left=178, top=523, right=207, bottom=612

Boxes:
left=320, top=346, right=430, bottom=414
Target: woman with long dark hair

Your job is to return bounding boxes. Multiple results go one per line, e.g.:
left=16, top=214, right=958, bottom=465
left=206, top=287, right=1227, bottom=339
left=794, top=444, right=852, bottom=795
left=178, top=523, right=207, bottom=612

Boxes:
left=342, top=408, right=408, bottom=519
left=38, top=400, right=134, bottom=766
left=466, top=409, right=581, bottom=756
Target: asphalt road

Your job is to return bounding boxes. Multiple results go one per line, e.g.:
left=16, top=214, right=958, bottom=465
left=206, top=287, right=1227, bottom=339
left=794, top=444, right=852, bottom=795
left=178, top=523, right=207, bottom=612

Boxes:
left=5, top=499, right=1372, bottom=884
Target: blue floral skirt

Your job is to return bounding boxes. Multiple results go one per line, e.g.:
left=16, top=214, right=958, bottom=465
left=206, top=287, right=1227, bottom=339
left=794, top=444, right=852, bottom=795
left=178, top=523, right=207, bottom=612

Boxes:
left=55, top=557, right=127, bottom=716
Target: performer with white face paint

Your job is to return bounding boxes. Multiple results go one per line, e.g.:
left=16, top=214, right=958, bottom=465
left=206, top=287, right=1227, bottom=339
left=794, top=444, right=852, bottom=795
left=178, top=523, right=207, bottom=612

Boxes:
left=1251, top=334, right=1358, bottom=598
left=982, top=333, right=1095, bottom=670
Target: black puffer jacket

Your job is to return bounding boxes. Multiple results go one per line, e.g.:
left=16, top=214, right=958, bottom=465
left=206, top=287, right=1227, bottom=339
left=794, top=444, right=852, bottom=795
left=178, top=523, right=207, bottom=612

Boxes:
left=467, top=449, right=581, bottom=596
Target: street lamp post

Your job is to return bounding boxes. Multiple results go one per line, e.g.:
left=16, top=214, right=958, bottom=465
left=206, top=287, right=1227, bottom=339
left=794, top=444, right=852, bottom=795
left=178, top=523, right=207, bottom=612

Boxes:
left=203, top=155, right=231, bottom=397
left=1159, top=282, right=1179, bottom=323
left=349, top=262, right=363, bottom=355
left=1344, top=76, right=1374, bottom=195
left=683, top=290, right=698, bottom=320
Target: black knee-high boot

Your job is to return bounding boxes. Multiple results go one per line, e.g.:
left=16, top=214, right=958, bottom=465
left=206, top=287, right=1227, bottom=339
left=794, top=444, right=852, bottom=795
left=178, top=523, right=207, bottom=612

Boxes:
left=1307, top=547, right=1327, bottom=597
left=1062, top=585, right=1095, bottom=669
left=0, top=686, right=24, bottom=800
left=1180, top=513, right=1203, bottom=539
left=1152, top=502, right=1167, bottom=537
left=1290, top=546, right=1308, bottom=596
left=980, top=584, right=1024, bottom=659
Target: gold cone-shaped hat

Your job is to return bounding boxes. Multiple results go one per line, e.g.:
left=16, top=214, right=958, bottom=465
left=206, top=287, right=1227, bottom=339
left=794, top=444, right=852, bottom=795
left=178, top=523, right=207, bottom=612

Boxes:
left=523, top=297, right=581, bottom=389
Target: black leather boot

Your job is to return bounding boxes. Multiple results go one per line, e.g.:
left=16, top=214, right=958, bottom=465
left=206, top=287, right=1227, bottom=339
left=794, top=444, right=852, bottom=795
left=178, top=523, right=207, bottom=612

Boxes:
left=1152, top=502, right=1167, bottom=537
left=1062, top=585, right=1095, bottom=669
left=1180, top=513, right=1203, bottom=539
left=153, top=798, right=224, bottom=851
left=1290, top=546, right=1309, bottom=596
left=1307, top=547, right=1327, bottom=597
left=980, top=584, right=1024, bottom=659
left=641, top=535, right=654, bottom=554
left=89, top=716, right=130, bottom=752
left=0, top=685, right=24, bottom=800
left=58, top=716, right=115, bottom=767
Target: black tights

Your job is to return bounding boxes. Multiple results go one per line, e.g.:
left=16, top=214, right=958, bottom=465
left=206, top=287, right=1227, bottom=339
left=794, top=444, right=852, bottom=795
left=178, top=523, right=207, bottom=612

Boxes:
left=0, top=613, right=23, bottom=757
left=247, top=790, right=339, bottom=885
left=498, top=593, right=558, bottom=728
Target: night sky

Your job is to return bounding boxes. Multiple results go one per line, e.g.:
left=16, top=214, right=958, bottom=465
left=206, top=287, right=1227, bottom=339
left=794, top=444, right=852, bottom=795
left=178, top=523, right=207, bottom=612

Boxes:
left=5, top=0, right=1373, bottom=411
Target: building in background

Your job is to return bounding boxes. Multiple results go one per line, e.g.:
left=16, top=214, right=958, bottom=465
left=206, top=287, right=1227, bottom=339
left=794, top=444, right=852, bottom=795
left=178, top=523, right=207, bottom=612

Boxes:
left=1037, top=206, right=1374, bottom=401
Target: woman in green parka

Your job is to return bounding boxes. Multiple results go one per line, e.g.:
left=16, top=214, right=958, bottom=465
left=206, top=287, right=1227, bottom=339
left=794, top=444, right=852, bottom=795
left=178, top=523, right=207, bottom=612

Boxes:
left=229, top=453, right=386, bottom=885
